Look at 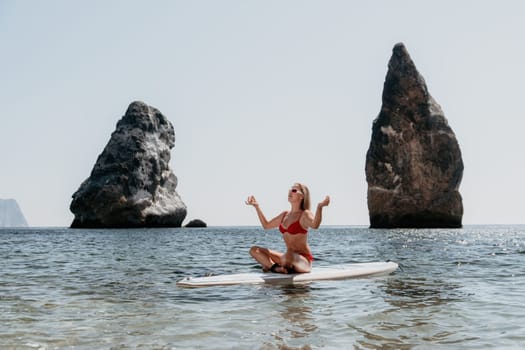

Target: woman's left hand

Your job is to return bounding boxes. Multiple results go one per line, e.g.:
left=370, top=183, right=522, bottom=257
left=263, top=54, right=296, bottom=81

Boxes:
left=318, top=195, right=330, bottom=208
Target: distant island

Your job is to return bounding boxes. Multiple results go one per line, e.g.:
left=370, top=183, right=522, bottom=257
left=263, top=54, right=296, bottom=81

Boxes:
left=0, top=199, right=28, bottom=227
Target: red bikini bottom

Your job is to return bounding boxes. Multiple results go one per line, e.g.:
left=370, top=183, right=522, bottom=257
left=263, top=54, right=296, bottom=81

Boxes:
left=300, top=252, right=314, bottom=262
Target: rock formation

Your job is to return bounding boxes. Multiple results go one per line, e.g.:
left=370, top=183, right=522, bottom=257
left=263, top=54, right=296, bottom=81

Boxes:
left=365, top=43, right=463, bottom=228
left=70, top=101, right=187, bottom=228
left=0, top=199, right=28, bottom=227
left=185, top=219, right=207, bottom=228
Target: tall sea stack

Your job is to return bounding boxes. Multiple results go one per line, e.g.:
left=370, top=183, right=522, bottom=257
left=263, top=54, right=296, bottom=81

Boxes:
left=70, top=101, right=187, bottom=228
left=365, top=43, right=463, bottom=228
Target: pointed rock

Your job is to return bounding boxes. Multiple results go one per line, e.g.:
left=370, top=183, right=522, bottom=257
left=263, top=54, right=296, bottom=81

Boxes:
left=365, top=43, right=463, bottom=228
left=70, top=101, right=187, bottom=228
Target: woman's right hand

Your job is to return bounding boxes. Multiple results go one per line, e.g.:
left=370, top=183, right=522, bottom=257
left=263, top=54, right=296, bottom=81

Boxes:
left=245, top=195, right=259, bottom=207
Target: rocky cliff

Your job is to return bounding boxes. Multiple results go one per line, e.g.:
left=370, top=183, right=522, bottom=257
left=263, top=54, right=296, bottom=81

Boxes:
left=365, top=43, right=463, bottom=228
left=0, top=199, right=28, bottom=227
left=70, top=101, right=187, bottom=228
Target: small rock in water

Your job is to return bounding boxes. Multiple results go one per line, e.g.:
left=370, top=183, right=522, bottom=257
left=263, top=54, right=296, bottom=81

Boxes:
left=185, top=219, right=207, bottom=228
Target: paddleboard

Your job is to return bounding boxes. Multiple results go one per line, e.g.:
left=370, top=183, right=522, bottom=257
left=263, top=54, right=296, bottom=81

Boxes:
left=177, top=261, right=398, bottom=287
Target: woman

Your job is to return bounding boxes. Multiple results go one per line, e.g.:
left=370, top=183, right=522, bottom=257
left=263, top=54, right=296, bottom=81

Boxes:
left=245, top=183, right=330, bottom=274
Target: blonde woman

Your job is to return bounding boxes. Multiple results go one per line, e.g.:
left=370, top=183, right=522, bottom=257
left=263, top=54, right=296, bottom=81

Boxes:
left=246, top=183, right=330, bottom=274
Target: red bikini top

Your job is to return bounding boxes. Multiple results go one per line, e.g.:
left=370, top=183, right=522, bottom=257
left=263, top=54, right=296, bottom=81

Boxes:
left=279, top=212, right=308, bottom=234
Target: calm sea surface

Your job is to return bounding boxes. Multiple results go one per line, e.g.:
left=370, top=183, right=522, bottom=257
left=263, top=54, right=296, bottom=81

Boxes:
left=1, top=226, right=524, bottom=349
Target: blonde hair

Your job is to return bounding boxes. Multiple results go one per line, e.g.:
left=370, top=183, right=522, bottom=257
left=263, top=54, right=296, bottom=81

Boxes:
left=295, top=183, right=311, bottom=210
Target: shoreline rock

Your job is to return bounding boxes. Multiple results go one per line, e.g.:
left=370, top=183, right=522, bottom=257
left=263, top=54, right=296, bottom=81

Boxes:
left=70, top=101, right=187, bottom=228
left=365, top=43, right=464, bottom=228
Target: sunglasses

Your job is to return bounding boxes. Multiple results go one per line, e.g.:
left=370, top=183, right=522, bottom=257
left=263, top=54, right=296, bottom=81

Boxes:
left=290, top=188, right=303, bottom=194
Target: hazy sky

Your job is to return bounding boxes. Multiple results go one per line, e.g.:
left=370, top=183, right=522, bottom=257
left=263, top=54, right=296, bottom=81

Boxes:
left=1, top=1, right=524, bottom=227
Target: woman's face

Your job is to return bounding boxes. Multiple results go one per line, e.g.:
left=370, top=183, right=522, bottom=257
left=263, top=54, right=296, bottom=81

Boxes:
left=288, top=185, right=304, bottom=202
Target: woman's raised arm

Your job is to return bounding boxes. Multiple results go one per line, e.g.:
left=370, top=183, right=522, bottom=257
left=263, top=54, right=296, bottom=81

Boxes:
left=246, top=195, right=284, bottom=229
left=302, top=195, right=330, bottom=229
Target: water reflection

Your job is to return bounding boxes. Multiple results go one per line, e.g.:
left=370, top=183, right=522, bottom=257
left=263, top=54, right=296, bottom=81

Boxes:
left=347, top=276, right=470, bottom=349
left=381, top=277, right=466, bottom=308
left=266, top=284, right=317, bottom=350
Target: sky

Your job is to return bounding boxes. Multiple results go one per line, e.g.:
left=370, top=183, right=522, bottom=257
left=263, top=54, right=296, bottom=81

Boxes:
left=1, top=1, right=524, bottom=227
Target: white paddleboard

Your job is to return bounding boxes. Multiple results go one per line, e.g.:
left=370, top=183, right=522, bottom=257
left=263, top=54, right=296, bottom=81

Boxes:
left=177, top=261, right=398, bottom=287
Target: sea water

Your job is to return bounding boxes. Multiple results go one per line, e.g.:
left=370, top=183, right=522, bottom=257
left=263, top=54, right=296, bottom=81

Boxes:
left=1, top=226, right=524, bottom=349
